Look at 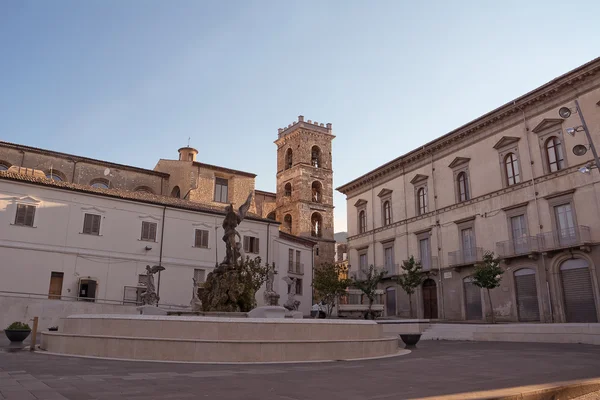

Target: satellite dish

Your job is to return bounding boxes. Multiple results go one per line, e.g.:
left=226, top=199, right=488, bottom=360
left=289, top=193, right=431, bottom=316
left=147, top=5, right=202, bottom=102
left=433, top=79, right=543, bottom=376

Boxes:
left=572, top=144, right=588, bottom=156
left=104, top=168, right=110, bottom=176
left=558, top=107, right=572, bottom=119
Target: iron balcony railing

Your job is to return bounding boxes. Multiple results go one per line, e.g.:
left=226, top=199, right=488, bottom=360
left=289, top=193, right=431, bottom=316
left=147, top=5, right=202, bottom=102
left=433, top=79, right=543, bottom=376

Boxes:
left=382, top=263, right=401, bottom=276
left=448, top=247, right=484, bottom=267
left=350, top=267, right=387, bottom=280
left=496, top=236, right=539, bottom=258
left=537, top=226, right=591, bottom=251
left=288, top=261, right=304, bottom=275
left=405, top=256, right=439, bottom=272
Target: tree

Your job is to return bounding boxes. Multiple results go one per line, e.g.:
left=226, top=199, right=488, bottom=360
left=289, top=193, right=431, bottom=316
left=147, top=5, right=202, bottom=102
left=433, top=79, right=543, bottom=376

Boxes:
left=472, top=251, right=504, bottom=324
left=395, top=256, right=424, bottom=318
left=312, top=263, right=352, bottom=317
left=351, top=265, right=387, bottom=319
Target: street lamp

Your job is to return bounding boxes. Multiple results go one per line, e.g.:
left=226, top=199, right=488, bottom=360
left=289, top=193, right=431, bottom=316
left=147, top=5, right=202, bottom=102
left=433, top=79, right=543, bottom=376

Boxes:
left=559, top=100, right=600, bottom=175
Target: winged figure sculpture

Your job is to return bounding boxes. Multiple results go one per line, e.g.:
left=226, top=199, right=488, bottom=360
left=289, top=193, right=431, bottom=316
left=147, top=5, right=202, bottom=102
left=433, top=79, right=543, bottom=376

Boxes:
left=221, top=192, right=253, bottom=266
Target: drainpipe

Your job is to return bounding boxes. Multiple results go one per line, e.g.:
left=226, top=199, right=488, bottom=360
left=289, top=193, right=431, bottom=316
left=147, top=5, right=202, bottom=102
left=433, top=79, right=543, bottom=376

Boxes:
left=156, top=206, right=166, bottom=304
left=20, top=150, right=25, bottom=167
left=402, top=166, right=409, bottom=257
left=431, top=153, right=445, bottom=320
left=71, top=160, right=78, bottom=183
left=370, top=179, right=376, bottom=268
left=266, top=222, right=270, bottom=264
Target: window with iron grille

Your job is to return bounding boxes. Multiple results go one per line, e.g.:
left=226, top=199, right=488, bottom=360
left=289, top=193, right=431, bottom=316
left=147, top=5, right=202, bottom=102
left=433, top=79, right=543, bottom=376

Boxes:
left=14, top=204, right=36, bottom=227
left=141, top=221, right=157, bottom=241
left=82, top=213, right=101, bottom=235
left=194, top=229, right=209, bottom=248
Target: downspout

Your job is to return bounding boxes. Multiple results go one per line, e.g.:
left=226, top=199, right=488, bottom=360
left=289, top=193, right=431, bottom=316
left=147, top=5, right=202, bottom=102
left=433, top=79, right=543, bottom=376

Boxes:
left=71, top=160, right=78, bottom=183
left=20, top=150, right=25, bottom=167
left=403, top=166, right=409, bottom=256
left=431, top=153, right=445, bottom=320
left=266, top=222, right=270, bottom=264
left=370, top=179, right=376, bottom=267
left=519, top=105, right=552, bottom=322
left=156, top=206, right=166, bottom=305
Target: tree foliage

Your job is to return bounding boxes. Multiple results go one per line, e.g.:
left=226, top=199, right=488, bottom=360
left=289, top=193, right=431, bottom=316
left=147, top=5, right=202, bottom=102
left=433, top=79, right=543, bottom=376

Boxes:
left=351, top=264, right=387, bottom=319
left=472, top=251, right=503, bottom=323
left=312, top=263, right=352, bottom=317
left=395, top=256, right=425, bottom=318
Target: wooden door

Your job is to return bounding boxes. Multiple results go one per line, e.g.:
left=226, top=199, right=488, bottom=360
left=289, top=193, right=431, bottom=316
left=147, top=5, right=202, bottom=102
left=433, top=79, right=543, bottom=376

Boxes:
left=385, top=287, right=396, bottom=317
left=48, top=272, right=64, bottom=300
left=423, top=279, right=438, bottom=319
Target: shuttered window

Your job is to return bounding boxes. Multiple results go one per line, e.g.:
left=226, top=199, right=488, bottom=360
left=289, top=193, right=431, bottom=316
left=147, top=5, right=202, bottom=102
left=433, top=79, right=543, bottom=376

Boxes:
left=560, top=259, right=598, bottom=323
left=194, top=229, right=209, bottom=248
left=514, top=268, right=540, bottom=322
left=243, top=236, right=260, bottom=254
left=15, top=204, right=36, bottom=227
left=83, top=213, right=101, bottom=235
left=463, top=278, right=482, bottom=320
left=141, top=221, right=157, bottom=241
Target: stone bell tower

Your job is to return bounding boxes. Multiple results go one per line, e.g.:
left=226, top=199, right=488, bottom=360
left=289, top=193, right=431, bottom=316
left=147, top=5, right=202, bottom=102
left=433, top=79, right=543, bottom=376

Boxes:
left=274, top=115, right=336, bottom=268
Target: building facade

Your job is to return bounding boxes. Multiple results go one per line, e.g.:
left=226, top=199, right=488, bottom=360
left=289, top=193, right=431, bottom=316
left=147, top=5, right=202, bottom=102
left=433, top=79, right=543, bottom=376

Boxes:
left=0, top=171, right=315, bottom=315
left=338, top=58, right=600, bottom=323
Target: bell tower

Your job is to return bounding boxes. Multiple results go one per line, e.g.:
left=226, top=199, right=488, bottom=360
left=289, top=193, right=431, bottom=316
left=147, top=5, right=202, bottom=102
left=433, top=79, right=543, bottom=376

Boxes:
left=274, top=115, right=336, bottom=268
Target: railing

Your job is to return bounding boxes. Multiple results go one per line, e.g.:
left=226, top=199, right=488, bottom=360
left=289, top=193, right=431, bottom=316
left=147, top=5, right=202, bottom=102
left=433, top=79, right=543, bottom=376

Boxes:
left=339, top=289, right=385, bottom=306
left=496, top=236, right=539, bottom=258
left=288, top=262, right=304, bottom=274
left=403, top=256, right=438, bottom=272
left=383, top=263, right=400, bottom=276
left=350, top=267, right=387, bottom=280
left=537, top=226, right=591, bottom=251
left=448, top=247, right=484, bottom=267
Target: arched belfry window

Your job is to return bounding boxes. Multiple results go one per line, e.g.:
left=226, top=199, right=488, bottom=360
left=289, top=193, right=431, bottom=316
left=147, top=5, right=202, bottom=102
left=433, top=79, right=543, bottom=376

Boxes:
left=284, top=214, right=292, bottom=231
left=311, top=146, right=321, bottom=168
left=266, top=211, right=276, bottom=221
left=545, top=137, right=565, bottom=172
left=311, top=181, right=322, bottom=203
left=285, top=148, right=293, bottom=170
left=284, top=183, right=292, bottom=197
left=171, top=186, right=181, bottom=198
left=311, top=212, right=323, bottom=237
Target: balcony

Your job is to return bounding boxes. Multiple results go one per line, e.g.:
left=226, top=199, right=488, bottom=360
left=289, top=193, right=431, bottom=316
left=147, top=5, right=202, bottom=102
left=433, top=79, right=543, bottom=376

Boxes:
left=338, top=289, right=385, bottom=318
left=413, top=256, right=438, bottom=272
left=350, top=266, right=387, bottom=280
left=448, top=247, right=484, bottom=269
left=288, top=262, right=304, bottom=275
left=537, top=226, right=592, bottom=253
left=496, top=236, right=539, bottom=261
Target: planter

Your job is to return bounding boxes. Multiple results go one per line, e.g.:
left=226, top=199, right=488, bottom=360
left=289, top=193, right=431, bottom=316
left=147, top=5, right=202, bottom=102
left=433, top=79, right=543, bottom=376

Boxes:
left=399, top=334, right=421, bottom=349
left=4, top=329, right=31, bottom=343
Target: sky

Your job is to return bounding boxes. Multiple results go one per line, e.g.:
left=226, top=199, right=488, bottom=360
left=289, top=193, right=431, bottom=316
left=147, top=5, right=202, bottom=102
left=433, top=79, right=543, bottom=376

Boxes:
left=1, top=1, right=599, bottom=233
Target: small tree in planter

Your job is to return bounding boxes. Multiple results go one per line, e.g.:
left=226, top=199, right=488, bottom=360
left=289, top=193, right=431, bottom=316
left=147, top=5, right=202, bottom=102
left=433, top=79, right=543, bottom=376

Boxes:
left=395, top=256, right=424, bottom=318
left=5, top=321, right=32, bottom=343
left=472, top=251, right=503, bottom=324
left=351, top=265, right=387, bottom=319
left=312, top=263, right=352, bottom=318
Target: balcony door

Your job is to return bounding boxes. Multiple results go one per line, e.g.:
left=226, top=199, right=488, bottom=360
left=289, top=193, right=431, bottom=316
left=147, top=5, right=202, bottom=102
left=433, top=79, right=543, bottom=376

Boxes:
left=461, top=228, right=475, bottom=263
left=419, top=238, right=431, bottom=271
left=385, top=287, right=396, bottom=317
left=384, top=245, right=394, bottom=275
left=510, top=215, right=528, bottom=254
left=554, top=203, right=576, bottom=246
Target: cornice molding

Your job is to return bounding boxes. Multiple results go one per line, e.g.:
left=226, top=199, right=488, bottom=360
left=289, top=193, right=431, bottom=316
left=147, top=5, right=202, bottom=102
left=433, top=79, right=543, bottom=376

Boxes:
left=354, top=199, right=368, bottom=207
left=377, top=188, right=393, bottom=198
left=501, top=201, right=529, bottom=212
left=531, top=118, right=564, bottom=133
left=543, top=188, right=576, bottom=200
left=448, top=157, right=470, bottom=169
left=453, top=215, right=477, bottom=225
left=410, top=174, right=428, bottom=185
left=493, top=136, right=521, bottom=150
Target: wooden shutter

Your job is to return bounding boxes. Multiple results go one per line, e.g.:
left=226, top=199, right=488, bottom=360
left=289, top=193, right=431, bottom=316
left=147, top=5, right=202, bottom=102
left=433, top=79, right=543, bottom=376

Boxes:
left=515, top=270, right=540, bottom=322
left=83, top=214, right=93, bottom=233
left=91, top=215, right=101, bottom=234
left=201, top=230, right=209, bottom=248
left=24, top=205, right=35, bottom=226
left=15, top=204, right=27, bottom=225
left=561, top=266, right=597, bottom=322
left=254, top=238, right=260, bottom=253
left=149, top=222, right=157, bottom=241
left=243, top=236, right=249, bottom=252
left=141, top=222, right=150, bottom=240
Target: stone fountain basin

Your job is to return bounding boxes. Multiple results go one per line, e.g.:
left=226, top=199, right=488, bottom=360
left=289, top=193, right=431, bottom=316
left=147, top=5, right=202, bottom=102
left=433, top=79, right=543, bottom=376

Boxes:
left=40, top=314, right=402, bottom=363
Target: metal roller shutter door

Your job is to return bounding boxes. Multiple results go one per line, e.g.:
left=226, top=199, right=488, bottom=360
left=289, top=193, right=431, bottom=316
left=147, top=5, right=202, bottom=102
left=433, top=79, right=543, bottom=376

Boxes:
left=515, top=273, right=540, bottom=322
left=561, top=267, right=597, bottom=323
left=464, top=281, right=482, bottom=320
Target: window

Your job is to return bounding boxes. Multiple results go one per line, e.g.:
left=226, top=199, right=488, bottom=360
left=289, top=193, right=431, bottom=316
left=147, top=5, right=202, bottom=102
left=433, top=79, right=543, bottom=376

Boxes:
left=417, top=187, right=427, bottom=215
left=545, top=137, right=565, bottom=172
left=383, top=244, right=394, bottom=274
left=141, top=221, right=157, bottom=241
left=554, top=203, right=576, bottom=244
left=83, top=213, right=101, bottom=235
left=382, top=201, right=391, bottom=226
left=285, top=148, right=293, bottom=170
left=244, top=236, right=260, bottom=254
left=315, top=246, right=319, bottom=256
left=457, top=172, right=469, bottom=202
left=504, top=153, right=520, bottom=186
left=510, top=214, right=528, bottom=253
left=194, top=229, right=209, bottom=248
left=188, top=153, right=193, bottom=161
left=288, top=249, right=294, bottom=271
left=90, top=179, right=109, bottom=189
left=311, top=212, right=322, bottom=237
left=284, top=214, right=292, bottom=231
left=14, top=204, right=36, bottom=227
left=135, top=186, right=154, bottom=194
left=194, top=268, right=206, bottom=283
left=214, top=178, right=228, bottom=203
left=461, top=227, right=476, bottom=262
left=46, top=172, right=62, bottom=181
left=295, top=278, right=303, bottom=295
left=266, top=211, right=276, bottom=221
left=419, top=237, right=431, bottom=270
left=0, top=164, right=8, bottom=171
left=311, top=181, right=322, bottom=203
left=171, top=186, right=181, bottom=198
left=311, top=146, right=321, bottom=168
left=358, top=210, right=367, bottom=233
left=359, top=252, right=368, bottom=277
left=284, top=183, right=292, bottom=197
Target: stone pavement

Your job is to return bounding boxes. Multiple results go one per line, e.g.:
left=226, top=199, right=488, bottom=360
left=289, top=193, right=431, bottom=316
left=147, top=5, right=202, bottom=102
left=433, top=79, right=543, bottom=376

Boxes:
left=1, top=339, right=600, bottom=400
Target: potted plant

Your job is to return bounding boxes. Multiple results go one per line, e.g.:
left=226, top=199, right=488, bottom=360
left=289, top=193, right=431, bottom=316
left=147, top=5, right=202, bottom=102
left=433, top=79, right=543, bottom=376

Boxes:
left=4, top=321, right=32, bottom=343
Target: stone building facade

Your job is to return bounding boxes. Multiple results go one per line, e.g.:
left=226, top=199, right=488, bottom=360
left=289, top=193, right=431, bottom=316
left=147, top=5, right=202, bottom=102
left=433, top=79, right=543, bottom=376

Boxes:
left=338, top=57, right=600, bottom=323
left=274, top=116, right=336, bottom=268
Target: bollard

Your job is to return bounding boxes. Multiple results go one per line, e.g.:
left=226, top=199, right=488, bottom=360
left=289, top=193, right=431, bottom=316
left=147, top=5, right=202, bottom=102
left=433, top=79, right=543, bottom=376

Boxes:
left=30, top=316, right=38, bottom=352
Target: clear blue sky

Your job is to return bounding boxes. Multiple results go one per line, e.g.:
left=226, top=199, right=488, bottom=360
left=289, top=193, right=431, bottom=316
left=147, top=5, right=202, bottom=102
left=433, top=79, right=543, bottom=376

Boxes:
left=1, top=1, right=599, bottom=232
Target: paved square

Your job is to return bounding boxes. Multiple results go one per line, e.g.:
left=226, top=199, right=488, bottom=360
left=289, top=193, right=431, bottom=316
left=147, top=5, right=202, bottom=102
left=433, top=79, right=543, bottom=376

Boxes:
left=1, top=339, right=600, bottom=399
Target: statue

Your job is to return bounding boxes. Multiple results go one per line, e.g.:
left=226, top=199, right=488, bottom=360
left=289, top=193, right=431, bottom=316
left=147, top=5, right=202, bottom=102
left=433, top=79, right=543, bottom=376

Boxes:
left=141, top=265, right=165, bottom=306
left=263, top=263, right=280, bottom=306
left=282, top=276, right=301, bottom=311
left=221, top=192, right=253, bottom=266
left=190, top=278, right=203, bottom=311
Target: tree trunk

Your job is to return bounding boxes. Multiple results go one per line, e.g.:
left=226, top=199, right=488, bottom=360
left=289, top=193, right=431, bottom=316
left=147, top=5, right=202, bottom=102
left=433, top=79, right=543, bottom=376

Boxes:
left=408, top=294, right=413, bottom=318
left=486, top=288, right=495, bottom=324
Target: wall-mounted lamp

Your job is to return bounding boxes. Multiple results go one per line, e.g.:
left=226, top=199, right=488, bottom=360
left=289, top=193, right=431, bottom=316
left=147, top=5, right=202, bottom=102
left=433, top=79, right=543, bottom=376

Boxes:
left=145, top=246, right=152, bottom=251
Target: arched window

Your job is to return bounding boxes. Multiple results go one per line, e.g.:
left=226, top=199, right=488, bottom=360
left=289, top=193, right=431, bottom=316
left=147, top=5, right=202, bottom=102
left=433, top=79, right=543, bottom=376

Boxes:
left=545, top=137, right=565, bottom=172
left=46, top=171, right=63, bottom=181
left=358, top=210, right=366, bottom=233
left=504, top=153, right=520, bottom=186
left=382, top=201, right=391, bottom=226
left=266, top=211, right=276, bottom=221
left=171, top=186, right=181, bottom=198
left=0, top=163, right=10, bottom=171
left=90, top=179, right=109, bottom=189
left=311, top=146, right=321, bottom=168
left=285, top=148, right=293, bottom=170
left=311, top=212, right=323, bottom=237
left=457, top=172, right=469, bottom=202
left=284, top=214, right=292, bottom=231
left=417, top=187, right=427, bottom=215
left=134, top=186, right=154, bottom=194
left=311, top=181, right=322, bottom=203
left=284, top=183, right=292, bottom=197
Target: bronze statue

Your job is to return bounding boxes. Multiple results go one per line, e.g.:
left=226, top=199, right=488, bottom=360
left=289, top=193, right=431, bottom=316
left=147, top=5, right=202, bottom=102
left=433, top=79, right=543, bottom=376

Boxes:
left=221, top=192, right=253, bottom=266
left=141, top=264, right=165, bottom=306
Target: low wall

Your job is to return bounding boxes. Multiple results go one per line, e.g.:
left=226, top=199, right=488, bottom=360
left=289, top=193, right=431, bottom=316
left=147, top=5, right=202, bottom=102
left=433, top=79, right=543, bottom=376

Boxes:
left=378, top=320, right=431, bottom=335
left=0, top=295, right=138, bottom=331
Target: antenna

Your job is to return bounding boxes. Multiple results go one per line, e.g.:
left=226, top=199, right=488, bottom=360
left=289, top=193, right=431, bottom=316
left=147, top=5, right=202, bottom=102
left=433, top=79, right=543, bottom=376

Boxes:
left=187, top=137, right=191, bottom=147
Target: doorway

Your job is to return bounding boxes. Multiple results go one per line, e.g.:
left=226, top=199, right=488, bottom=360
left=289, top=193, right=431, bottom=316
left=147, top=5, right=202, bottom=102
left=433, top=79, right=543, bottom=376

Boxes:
left=464, top=277, right=482, bottom=320
left=48, top=272, right=64, bottom=300
left=422, top=279, right=438, bottom=319
left=385, top=287, right=397, bottom=317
